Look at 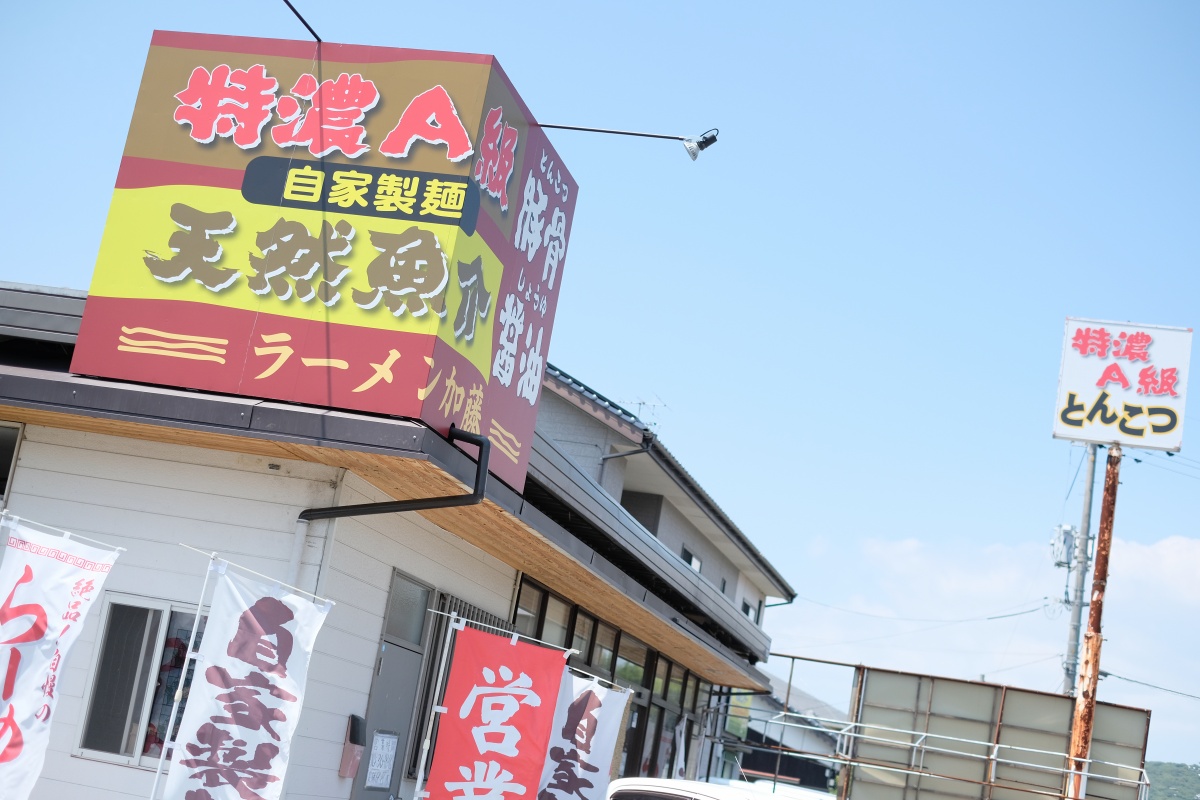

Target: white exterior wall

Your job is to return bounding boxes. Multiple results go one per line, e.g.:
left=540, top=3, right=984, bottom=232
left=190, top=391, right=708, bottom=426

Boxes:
left=736, top=572, right=765, bottom=627
left=654, top=498, right=739, bottom=598
left=325, top=472, right=516, bottom=624
left=535, top=391, right=630, bottom=498
left=322, top=473, right=516, bottom=800
left=536, top=392, right=770, bottom=623
left=3, top=424, right=516, bottom=800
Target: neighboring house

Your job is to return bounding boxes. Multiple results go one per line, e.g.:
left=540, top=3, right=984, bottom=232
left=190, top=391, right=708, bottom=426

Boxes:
left=698, top=670, right=844, bottom=790
left=741, top=674, right=845, bottom=790
left=0, top=283, right=795, bottom=800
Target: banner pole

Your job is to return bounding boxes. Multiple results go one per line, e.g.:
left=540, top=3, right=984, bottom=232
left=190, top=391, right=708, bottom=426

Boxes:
left=178, top=542, right=333, bottom=606
left=412, top=611, right=463, bottom=800
left=0, top=510, right=127, bottom=551
left=148, top=552, right=220, bottom=800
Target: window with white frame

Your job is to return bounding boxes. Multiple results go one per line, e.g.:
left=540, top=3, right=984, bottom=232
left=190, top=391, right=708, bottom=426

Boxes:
left=79, top=594, right=206, bottom=766
left=681, top=545, right=702, bottom=573
left=0, top=422, right=23, bottom=508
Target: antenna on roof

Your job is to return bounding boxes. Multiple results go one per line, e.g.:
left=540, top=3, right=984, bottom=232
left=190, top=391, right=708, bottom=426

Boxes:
left=624, top=395, right=669, bottom=430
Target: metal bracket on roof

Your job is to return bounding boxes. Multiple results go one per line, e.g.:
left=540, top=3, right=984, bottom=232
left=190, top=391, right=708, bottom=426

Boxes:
left=298, top=425, right=489, bottom=522
left=599, top=432, right=655, bottom=460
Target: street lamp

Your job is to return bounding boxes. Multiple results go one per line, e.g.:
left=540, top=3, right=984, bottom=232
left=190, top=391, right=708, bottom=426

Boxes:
left=536, top=124, right=719, bottom=161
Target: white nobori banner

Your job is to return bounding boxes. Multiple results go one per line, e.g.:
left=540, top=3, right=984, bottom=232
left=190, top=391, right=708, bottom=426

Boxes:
left=164, top=567, right=329, bottom=800
left=537, top=675, right=630, bottom=800
left=0, top=517, right=121, bottom=800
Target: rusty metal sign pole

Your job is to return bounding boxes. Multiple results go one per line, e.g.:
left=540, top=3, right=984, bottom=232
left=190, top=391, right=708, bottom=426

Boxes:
left=1067, top=443, right=1122, bottom=800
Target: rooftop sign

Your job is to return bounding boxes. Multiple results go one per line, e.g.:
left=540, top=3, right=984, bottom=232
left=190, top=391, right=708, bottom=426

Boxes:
left=1053, top=317, right=1192, bottom=451
left=71, top=31, right=578, bottom=490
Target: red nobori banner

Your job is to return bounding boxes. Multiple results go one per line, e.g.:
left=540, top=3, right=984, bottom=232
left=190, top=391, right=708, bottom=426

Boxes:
left=426, top=625, right=566, bottom=800
left=71, top=31, right=578, bottom=491
left=0, top=518, right=120, bottom=800
left=164, top=567, right=330, bottom=800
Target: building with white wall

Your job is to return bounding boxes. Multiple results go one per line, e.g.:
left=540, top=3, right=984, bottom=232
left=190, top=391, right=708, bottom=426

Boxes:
left=0, top=282, right=794, bottom=800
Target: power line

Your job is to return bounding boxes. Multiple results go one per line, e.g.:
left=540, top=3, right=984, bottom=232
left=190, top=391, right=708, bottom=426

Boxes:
left=1144, top=450, right=1200, bottom=474
left=1095, top=442, right=1200, bottom=468
left=796, top=606, right=1044, bottom=648
left=1163, top=449, right=1200, bottom=468
left=1126, top=455, right=1200, bottom=481
left=1122, top=446, right=1200, bottom=476
left=988, top=607, right=1045, bottom=620
left=792, top=594, right=1046, bottom=623
left=984, top=653, right=1063, bottom=677
left=1061, top=448, right=1086, bottom=521
left=1100, top=671, right=1200, bottom=702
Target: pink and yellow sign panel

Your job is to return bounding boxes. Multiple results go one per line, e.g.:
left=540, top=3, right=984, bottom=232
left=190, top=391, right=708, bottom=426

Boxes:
left=72, top=31, right=578, bottom=490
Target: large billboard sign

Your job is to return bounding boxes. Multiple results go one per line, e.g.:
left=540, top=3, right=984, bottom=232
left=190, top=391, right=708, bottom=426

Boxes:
left=1053, top=317, right=1192, bottom=451
left=71, top=31, right=578, bottom=490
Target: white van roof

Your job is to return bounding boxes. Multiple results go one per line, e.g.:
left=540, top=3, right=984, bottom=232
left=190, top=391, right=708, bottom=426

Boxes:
left=606, top=778, right=831, bottom=800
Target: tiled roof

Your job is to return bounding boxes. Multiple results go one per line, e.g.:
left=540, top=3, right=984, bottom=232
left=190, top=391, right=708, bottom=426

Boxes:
left=545, top=363, right=651, bottom=435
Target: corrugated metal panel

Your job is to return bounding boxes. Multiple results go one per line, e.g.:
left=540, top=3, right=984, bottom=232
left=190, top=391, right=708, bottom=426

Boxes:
left=1086, top=704, right=1149, bottom=800
left=992, top=690, right=1073, bottom=800
left=842, top=668, right=1148, bottom=800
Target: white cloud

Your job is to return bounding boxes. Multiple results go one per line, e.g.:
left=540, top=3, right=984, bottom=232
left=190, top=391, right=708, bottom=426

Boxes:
left=1109, top=536, right=1200, bottom=607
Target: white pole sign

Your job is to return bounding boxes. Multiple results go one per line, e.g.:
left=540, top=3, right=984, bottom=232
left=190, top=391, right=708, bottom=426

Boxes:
left=1054, top=317, right=1192, bottom=451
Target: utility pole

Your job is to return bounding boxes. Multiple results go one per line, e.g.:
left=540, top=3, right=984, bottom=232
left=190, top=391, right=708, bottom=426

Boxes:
left=1063, top=443, right=1097, bottom=693
left=1068, top=444, right=1122, bottom=800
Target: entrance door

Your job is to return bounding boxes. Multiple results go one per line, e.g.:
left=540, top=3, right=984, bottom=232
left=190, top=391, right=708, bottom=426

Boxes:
left=351, top=570, right=433, bottom=800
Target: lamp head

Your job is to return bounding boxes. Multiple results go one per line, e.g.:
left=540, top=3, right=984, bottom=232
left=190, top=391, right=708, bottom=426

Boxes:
left=683, top=128, right=719, bottom=160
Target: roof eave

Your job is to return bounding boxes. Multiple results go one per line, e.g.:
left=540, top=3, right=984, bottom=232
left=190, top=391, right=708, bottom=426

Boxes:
left=648, top=440, right=796, bottom=600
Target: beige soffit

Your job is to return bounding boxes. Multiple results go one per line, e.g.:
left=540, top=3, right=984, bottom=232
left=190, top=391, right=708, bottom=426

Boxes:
left=0, top=402, right=769, bottom=691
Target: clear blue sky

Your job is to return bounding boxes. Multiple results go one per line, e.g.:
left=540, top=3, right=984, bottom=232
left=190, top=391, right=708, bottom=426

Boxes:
left=6, top=1, right=1199, bottom=764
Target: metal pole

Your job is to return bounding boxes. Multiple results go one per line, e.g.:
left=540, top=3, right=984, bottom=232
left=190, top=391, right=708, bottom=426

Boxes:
left=413, top=612, right=463, bottom=800
left=149, top=554, right=219, bottom=800
left=286, top=518, right=310, bottom=587
left=1064, top=443, right=1098, bottom=693
left=281, top=0, right=322, bottom=41
left=536, top=123, right=685, bottom=141
left=1068, top=444, right=1122, bottom=800
left=700, top=700, right=710, bottom=782
left=771, top=657, right=796, bottom=791
left=838, top=667, right=868, bottom=800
